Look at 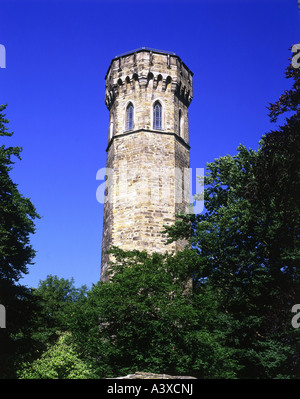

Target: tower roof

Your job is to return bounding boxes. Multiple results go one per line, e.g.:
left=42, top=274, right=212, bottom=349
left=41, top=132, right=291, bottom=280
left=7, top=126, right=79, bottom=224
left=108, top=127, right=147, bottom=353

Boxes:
left=105, top=47, right=193, bottom=79
left=114, top=47, right=177, bottom=58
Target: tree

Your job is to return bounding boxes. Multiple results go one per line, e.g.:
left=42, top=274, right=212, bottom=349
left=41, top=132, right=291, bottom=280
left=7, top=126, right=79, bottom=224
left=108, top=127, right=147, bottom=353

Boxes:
left=253, top=58, right=300, bottom=275
left=0, top=104, right=40, bottom=378
left=71, top=247, right=240, bottom=379
left=164, top=56, right=300, bottom=378
left=250, top=58, right=300, bottom=377
left=31, top=275, right=88, bottom=345
left=17, top=332, right=95, bottom=379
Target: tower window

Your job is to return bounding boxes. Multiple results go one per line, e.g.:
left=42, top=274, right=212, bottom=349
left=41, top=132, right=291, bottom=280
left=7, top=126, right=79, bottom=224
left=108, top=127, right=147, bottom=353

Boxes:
left=153, top=101, right=162, bottom=130
left=126, top=103, right=134, bottom=131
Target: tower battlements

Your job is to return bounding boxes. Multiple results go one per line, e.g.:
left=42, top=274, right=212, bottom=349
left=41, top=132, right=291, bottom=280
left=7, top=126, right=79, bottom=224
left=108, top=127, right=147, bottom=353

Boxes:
left=105, top=48, right=193, bottom=110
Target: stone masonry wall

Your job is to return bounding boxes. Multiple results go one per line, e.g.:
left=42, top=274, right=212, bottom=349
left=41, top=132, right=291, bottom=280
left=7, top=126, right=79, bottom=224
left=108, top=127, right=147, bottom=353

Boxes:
left=101, top=49, right=193, bottom=281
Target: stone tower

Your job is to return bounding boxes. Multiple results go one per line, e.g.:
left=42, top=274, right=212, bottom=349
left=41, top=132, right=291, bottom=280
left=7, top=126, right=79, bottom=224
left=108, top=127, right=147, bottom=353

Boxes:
left=101, top=48, right=193, bottom=281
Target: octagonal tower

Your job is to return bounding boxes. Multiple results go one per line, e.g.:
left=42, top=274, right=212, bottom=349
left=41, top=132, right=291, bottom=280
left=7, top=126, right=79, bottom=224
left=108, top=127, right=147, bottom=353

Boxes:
left=101, top=48, right=193, bottom=281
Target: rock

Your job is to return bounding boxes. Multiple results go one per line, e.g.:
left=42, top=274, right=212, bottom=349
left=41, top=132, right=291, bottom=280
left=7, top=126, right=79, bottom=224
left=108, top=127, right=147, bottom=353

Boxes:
left=110, top=372, right=196, bottom=379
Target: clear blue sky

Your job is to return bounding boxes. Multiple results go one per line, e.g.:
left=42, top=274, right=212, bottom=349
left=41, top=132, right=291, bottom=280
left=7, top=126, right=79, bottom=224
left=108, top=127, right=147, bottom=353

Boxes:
left=0, top=0, right=299, bottom=289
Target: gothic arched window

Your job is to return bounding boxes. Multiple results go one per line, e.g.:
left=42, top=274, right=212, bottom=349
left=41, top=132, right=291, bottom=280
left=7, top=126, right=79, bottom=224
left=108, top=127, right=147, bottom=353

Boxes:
left=153, top=101, right=162, bottom=130
left=126, top=102, right=134, bottom=131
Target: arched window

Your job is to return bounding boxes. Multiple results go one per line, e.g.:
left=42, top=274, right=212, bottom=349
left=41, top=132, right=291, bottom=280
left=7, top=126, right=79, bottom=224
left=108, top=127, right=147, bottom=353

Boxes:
left=126, top=103, right=134, bottom=131
left=153, top=101, right=162, bottom=130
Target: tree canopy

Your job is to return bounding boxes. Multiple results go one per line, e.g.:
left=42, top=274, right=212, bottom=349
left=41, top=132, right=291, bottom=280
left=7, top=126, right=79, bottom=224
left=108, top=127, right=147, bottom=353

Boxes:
left=70, top=248, right=240, bottom=378
left=164, top=58, right=300, bottom=378
left=0, top=104, right=40, bottom=378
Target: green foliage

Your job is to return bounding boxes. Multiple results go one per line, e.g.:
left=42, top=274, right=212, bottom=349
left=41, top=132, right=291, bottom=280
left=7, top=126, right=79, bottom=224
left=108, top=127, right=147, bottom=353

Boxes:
left=31, top=275, right=88, bottom=345
left=0, top=104, right=40, bottom=378
left=17, top=332, right=95, bottom=379
left=164, top=58, right=300, bottom=378
left=166, top=145, right=299, bottom=378
left=0, top=104, right=39, bottom=283
left=4, top=52, right=299, bottom=380
left=70, top=248, right=240, bottom=378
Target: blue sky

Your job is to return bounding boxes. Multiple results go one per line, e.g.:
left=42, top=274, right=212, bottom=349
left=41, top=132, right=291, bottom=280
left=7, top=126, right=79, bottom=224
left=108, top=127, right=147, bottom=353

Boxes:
left=0, top=0, right=299, bottom=289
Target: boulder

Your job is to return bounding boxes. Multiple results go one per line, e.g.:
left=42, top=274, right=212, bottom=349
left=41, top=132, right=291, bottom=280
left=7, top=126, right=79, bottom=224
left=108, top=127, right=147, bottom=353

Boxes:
left=111, top=372, right=196, bottom=379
